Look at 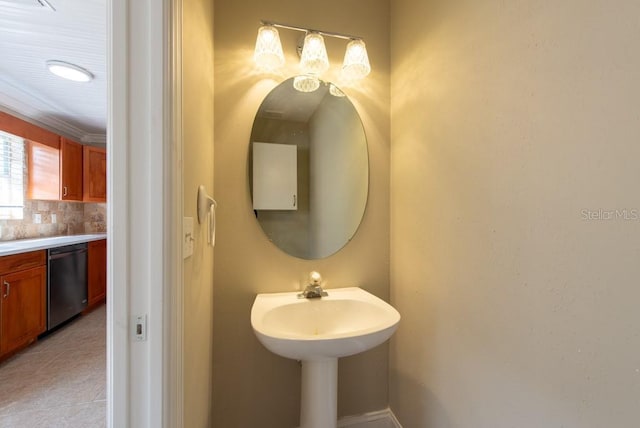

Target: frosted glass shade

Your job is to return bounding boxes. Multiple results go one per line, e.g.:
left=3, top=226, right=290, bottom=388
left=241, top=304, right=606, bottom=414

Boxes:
left=254, top=25, right=285, bottom=71
left=299, top=33, right=329, bottom=75
left=329, top=84, right=345, bottom=97
left=342, top=39, right=371, bottom=80
left=293, top=75, right=320, bottom=93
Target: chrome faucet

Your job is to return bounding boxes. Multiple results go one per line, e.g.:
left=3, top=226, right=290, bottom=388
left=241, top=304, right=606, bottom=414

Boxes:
left=298, top=271, right=328, bottom=299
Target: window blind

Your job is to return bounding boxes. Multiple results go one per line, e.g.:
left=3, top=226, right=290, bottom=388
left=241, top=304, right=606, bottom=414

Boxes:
left=0, top=130, right=25, bottom=218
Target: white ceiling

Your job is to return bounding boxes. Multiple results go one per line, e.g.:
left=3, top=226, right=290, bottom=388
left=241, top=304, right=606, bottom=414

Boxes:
left=0, top=0, right=106, bottom=144
left=257, top=78, right=329, bottom=123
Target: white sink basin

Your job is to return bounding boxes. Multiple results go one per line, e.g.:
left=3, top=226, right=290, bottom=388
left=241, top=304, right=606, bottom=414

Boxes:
left=251, top=287, right=400, bottom=361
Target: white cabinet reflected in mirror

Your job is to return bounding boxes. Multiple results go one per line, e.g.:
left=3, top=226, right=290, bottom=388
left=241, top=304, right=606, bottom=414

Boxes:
left=252, top=142, right=298, bottom=210
left=249, top=77, right=369, bottom=260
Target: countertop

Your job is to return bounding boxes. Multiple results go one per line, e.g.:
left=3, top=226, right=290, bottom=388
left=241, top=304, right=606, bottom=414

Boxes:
left=0, top=234, right=107, bottom=257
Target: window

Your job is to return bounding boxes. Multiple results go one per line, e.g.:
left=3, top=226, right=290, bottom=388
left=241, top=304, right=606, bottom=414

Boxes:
left=0, top=130, right=25, bottom=220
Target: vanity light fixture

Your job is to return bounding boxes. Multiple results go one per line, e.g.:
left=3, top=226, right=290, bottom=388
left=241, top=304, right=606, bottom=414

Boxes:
left=293, top=75, right=321, bottom=93
left=329, top=83, right=346, bottom=97
left=342, top=39, right=371, bottom=80
left=46, top=60, right=93, bottom=82
left=299, top=32, right=329, bottom=75
left=253, top=25, right=285, bottom=71
left=253, top=20, right=371, bottom=86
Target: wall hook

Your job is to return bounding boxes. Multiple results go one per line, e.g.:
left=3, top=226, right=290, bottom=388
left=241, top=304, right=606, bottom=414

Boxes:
left=197, top=185, right=217, bottom=246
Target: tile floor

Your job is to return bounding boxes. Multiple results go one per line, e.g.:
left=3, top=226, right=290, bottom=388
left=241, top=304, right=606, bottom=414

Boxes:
left=0, top=305, right=106, bottom=427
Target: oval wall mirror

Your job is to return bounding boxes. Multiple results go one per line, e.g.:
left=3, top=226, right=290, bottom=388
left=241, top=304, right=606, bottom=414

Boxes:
left=249, top=77, right=369, bottom=260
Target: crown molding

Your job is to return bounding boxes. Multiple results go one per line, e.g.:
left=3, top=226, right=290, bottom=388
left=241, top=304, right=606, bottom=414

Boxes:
left=0, top=76, right=106, bottom=145
left=81, top=133, right=107, bottom=145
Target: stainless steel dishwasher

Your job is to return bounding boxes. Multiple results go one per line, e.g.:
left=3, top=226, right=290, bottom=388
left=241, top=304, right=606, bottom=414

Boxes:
left=47, top=243, right=88, bottom=330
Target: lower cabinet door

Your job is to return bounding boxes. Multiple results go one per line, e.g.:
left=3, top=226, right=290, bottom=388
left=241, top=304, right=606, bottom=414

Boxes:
left=88, top=239, right=107, bottom=306
left=0, top=266, right=46, bottom=356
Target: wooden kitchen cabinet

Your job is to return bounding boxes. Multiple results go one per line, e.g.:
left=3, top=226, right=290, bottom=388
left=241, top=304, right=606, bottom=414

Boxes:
left=60, top=137, right=83, bottom=201
left=5, top=111, right=108, bottom=203
left=0, top=251, right=47, bottom=360
left=26, top=137, right=84, bottom=201
left=26, top=139, right=60, bottom=200
left=0, top=111, right=59, bottom=147
left=87, top=239, right=107, bottom=308
left=83, top=145, right=107, bottom=202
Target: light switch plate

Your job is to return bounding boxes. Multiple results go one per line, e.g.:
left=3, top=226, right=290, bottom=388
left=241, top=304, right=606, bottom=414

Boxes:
left=183, top=216, right=194, bottom=259
left=34, top=213, right=42, bottom=224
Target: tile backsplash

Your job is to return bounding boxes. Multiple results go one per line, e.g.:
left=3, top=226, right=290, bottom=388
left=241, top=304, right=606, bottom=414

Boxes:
left=0, top=200, right=106, bottom=241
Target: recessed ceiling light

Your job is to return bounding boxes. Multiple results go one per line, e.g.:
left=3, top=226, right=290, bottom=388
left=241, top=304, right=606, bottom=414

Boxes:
left=46, top=60, right=94, bottom=82
left=1, top=0, right=55, bottom=11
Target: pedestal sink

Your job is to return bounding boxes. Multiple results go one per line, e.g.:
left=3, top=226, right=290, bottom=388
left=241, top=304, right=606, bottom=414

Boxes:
left=251, top=287, right=400, bottom=428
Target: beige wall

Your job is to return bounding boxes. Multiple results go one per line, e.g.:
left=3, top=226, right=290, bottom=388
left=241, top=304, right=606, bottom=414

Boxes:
left=213, top=0, right=390, bottom=426
left=309, top=94, right=368, bottom=258
left=182, top=0, right=215, bottom=425
left=390, top=0, right=640, bottom=426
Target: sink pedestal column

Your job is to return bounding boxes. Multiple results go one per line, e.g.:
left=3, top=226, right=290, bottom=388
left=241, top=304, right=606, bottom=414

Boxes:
left=300, top=358, right=338, bottom=428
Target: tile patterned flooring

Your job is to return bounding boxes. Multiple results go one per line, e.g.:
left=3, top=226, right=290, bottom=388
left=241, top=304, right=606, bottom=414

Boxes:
left=0, top=305, right=106, bottom=427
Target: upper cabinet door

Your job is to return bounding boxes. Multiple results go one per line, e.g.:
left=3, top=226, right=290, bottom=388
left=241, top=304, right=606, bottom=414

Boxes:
left=60, top=138, right=83, bottom=201
left=26, top=140, right=61, bottom=200
left=83, top=145, right=107, bottom=202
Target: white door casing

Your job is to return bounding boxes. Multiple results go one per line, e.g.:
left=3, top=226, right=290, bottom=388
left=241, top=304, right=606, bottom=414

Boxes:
left=107, top=0, right=183, bottom=426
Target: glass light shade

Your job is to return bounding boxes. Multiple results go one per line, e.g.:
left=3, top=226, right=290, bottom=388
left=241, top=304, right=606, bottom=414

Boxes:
left=46, top=60, right=93, bottom=82
left=299, top=33, right=329, bottom=75
left=342, top=39, right=371, bottom=80
left=293, top=75, right=320, bottom=93
left=254, top=25, right=285, bottom=71
left=329, top=83, right=345, bottom=97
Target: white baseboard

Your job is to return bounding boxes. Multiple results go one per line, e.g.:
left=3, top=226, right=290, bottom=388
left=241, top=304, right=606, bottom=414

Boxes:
left=337, top=408, right=402, bottom=428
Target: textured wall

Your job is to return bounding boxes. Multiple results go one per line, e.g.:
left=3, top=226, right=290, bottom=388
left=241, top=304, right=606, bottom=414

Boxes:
left=213, top=0, right=390, bottom=426
left=390, top=0, right=640, bottom=426
left=182, top=0, right=215, bottom=425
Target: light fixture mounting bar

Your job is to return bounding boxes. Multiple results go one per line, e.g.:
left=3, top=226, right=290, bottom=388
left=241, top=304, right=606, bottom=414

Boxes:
left=260, top=20, right=362, bottom=41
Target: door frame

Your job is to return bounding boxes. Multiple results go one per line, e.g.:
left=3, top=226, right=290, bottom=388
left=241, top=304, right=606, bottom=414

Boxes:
left=107, top=0, right=183, bottom=426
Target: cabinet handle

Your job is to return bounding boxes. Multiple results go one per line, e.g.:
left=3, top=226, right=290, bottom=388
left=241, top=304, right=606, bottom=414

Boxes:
left=3, top=281, right=9, bottom=298
left=63, top=186, right=68, bottom=197
left=293, top=194, right=297, bottom=207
